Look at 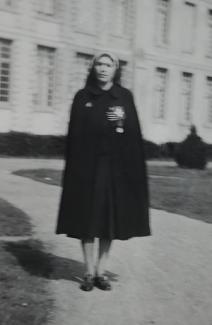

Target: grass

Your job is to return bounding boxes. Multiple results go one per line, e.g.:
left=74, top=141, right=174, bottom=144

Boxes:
left=13, top=165, right=212, bottom=224
left=0, top=239, right=53, bottom=325
left=0, top=198, right=32, bottom=236
left=0, top=200, right=52, bottom=323
left=148, top=165, right=212, bottom=223
left=13, top=168, right=62, bottom=186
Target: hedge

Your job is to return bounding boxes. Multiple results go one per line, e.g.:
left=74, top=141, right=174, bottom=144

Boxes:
left=0, top=131, right=212, bottom=160
left=174, top=126, right=207, bottom=169
left=0, top=132, right=65, bottom=157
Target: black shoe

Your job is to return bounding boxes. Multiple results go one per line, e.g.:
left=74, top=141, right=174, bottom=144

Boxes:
left=80, top=274, right=94, bottom=291
left=94, top=274, right=112, bottom=291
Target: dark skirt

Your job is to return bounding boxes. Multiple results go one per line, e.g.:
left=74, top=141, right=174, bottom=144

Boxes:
left=67, top=155, right=115, bottom=240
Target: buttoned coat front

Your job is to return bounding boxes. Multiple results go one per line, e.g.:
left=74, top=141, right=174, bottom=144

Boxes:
left=56, top=84, right=151, bottom=240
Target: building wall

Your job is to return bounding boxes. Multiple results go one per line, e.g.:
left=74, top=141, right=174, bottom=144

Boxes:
left=1, top=0, right=212, bottom=144
left=134, top=0, right=212, bottom=143
left=0, top=0, right=134, bottom=136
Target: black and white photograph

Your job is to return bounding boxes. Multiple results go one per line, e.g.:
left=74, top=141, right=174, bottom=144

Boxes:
left=0, top=0, right=212, bottom=324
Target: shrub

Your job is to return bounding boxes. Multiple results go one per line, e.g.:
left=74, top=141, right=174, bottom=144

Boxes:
left=2, top=131, right=210, bottom=164
left=0, top=132, right=163, bottom=159
left=159, top=142, right=179, bottom=159
left=175, top=125, right=207, bottom=169
left=205, top=143, right=212, bottom=160
left=0, top=132, right=65, bottom=157
left=143, top=140, right=160, bottom=159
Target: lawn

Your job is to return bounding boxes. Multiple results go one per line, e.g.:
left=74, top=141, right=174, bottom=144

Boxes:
left=13, top=165, right=212, bottom=224
left=0, top=200, right=52, bottom=324
left=13, top=168, right=62, bottom=186
left=0, top=239, right=53, bottom=325
left=148, top=165, right=212, bottom=223
left=0, top=198, right=32, bottom=236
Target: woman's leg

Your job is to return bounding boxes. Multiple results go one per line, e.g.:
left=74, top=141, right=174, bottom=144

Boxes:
left=96, top=239, right=112, bottom=275
left=81, top=238, right=95, bottom=275
left=94, top=239, right=113, bottom=290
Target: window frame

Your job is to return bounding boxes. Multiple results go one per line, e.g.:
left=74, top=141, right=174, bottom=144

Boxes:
left=34, top=45, right=56, bottom=112
left=153, top=67, right=168, bottom=122
left=205, top=76, right=212, bottom=127
left=110, top=0, right=131, bottom=38
left=206, top=9, right=212, bottom=58
left=179, top=71, right=193, bottom=125
left=154, top=0, right=171, bottom=48
left=73, top=52, right=94, bottom=94
left=0, top=38, right=12, bottom=109
left=37, top=0, right=56, bottom=18
left=182, top=1, right=197, bottom=54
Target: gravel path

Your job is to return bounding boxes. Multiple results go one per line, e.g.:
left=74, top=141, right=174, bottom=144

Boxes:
left=0, top=157, right=211, bottom=325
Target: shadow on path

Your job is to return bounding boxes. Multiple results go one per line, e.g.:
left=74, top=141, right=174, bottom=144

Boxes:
left=4, top=239, right=118, bottom=284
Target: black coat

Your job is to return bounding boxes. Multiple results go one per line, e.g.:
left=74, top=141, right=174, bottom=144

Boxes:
left=56, top=84, right=151, bottom=240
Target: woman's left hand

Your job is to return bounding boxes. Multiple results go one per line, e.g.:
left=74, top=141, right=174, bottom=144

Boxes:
left=106, top=112, right=120, bottom=121
left=106, top=107, right=126, bottom=121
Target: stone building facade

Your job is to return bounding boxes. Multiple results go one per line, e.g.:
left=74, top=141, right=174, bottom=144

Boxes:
left=0, top=0, right=212, bottom=143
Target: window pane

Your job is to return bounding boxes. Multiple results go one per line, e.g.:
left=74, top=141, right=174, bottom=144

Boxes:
left=0, top=39, right=11, bottom=103
left=0, top=96, right=8, bottom=102
left=119, top=60, right=129, bottom=87
left=0, top=82, right=8, bottom=88
left=183, top=2, right=196, bottom=53
left=77, top=0, right=96, bottom=33
left=207, top=10, right=212, bottom=56
left=0, top=89, right=8, bottom=95
left=111, top=0, right=129, bottom=36
left=206, top=76, right=212, bottom=123
left=75, top=52, right=93, bottom=91
left=156, top=0, right=169, bottom=45
left=181, top=72, right=193, bottom=122
left=154, top=67, right=167, bottom=119
left=36, top=46, right=55, bottom=108
left=1, top=76, right=9, bottom=82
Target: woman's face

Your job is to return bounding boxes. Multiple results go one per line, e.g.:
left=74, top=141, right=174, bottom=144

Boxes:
left=94, top=55, right=117, bottom=85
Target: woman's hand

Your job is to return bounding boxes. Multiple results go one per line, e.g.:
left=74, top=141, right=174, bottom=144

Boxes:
left=106, top=106, right=126, bottom=121
left=106, top=111, right=120, bottom=121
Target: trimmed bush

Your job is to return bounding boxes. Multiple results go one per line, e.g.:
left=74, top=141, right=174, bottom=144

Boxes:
left=0, top=132, right=163, bottom=159
left=0, top=132, right=65, bottom=157
left=1, top=131, right=211, bottom=162
left=205, top=144, right=212, bottom=160
left=144, top=140, right=160, bottom=159
left=159, top=142, right=179, bottom=159
left=175, top=126, right=207, bottom=169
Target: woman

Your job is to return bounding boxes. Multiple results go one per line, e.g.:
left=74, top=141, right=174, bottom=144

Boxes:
left=56, top=52, right=151, bottom=291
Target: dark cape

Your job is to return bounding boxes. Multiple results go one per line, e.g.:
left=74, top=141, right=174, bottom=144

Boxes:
left=56, top=84, right=151, bottom=240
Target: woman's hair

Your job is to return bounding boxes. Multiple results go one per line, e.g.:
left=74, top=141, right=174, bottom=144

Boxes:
left=85, top=53, right=121, bottom=87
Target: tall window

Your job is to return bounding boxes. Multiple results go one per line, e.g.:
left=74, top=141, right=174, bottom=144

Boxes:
left=37, top=0, right=55, bottom=16
left=181, top=72, right=193, bottom=122
left=119, top=60, right=129, bottom=87
left=207, top=10, right=212, bottom=57
left=155, top=0, right=170, bottom=46
left=111, top=0, right=129, bottom=36
left=0, top=39, right=11, bottom=104
left=154, top=67, right=168, bottom=119
left=36, top=46, right=55, bottom=110
left=206, top=76, right=212, bottom=124
left=77, top=0, right=96, bottom=34
left=74, top=53, right=93, bottom=92
left=183, top=2, right=196, bottom=53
